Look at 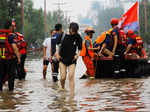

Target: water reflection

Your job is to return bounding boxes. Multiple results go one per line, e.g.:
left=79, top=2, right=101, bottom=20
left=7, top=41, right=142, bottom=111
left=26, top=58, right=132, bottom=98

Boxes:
left=0, top=81, right=29, bottom=112
left=0, top=58, right=150, bottom=112
left=79, top=79, right=147, bottom=111
left=48, top=85, right=79, bottom=112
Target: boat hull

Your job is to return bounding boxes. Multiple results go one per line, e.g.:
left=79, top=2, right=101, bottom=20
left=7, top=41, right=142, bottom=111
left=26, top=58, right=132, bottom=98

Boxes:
left=95, top=57, right=150, bottom=78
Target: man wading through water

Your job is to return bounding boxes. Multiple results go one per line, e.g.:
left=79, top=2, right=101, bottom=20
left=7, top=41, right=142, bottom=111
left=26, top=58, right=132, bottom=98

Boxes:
left=55, top=22, right=82, bottom=98
left=51, top=24, right=63, bottom=82
left=42, top=29, right=55, bottom=80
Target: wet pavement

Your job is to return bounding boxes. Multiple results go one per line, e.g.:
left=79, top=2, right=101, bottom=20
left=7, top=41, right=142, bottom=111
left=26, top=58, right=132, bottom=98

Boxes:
left=1, top=57, right=150, bottom=112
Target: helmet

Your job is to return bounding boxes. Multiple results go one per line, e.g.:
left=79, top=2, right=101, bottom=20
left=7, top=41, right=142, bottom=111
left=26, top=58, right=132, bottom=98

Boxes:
left=85, top=27, right=95, bottom=33
left=110, top=18, right=119, bottom=25
left=127, top=29, right=134, bottom=36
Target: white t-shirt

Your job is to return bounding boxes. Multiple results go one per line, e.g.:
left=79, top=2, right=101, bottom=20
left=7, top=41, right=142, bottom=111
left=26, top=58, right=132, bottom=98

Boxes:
left=43, top=37, right=51, bottom=60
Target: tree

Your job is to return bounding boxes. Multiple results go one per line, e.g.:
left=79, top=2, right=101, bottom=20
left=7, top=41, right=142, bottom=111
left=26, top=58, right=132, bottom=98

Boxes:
left=0, top=0, right=22, bottom=31
left=139, top=1, right=150, bottom=43
left=24, top=0, right=69, bottom=48
left=46, top=10, right=69, bottom=33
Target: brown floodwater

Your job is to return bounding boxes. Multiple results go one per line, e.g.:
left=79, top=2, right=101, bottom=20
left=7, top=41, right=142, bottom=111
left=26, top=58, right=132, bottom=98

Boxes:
left=0, top=57, right=150, bottom=112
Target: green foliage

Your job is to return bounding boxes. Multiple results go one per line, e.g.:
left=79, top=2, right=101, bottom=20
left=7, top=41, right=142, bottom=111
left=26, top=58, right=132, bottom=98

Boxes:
left=24, top=0, right=69, bottom=48
left=46, top=10, right=69, bottom=33
left=139, top=1, right=150, bottom=43
left=0, top=0, right=22, bottom=30
left=0, top=0, right=69, bottom=48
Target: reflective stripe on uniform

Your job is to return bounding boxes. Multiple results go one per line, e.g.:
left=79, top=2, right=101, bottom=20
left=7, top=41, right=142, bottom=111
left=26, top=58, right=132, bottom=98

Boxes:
left=0, top=48, right=6, bottom=59
left=0, top=37, right=6, bottom=39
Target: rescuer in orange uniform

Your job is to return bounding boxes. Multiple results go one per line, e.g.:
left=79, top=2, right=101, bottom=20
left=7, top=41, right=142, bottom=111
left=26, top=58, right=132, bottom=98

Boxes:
left=80, top=27, right=99, bottom=79
left=0, top=20, right=20, bottom=91
left=124, top=29, right=146, bottom=58
left=15, top=32, right=27, bottom=80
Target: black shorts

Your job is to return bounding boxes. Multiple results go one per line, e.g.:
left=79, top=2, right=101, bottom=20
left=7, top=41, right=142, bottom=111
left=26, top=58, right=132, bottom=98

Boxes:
left=43, top=60, right=49, bottom=65
left=60, top=58, right=76, bottom=66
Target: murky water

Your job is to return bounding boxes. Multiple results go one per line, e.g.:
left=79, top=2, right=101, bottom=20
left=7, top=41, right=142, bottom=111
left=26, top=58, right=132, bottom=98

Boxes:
left=1, top=57, right=150, bottom=112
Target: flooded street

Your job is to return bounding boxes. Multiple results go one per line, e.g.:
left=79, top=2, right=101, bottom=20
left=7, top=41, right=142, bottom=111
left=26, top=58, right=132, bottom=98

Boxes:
left=1, top=57, right=150, bottom=112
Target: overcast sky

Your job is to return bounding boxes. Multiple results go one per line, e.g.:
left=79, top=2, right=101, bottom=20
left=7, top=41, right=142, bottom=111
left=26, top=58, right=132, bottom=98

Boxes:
left=32, top=0, right=97, bottom=22
left=32, top=0, right=136, bottom=22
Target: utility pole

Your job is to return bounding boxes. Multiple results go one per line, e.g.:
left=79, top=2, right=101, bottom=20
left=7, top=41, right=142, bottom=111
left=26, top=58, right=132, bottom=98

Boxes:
left=143, top=0, right=148, bottom=33
left=53, top=1, right=66, bottom=23
left=22, top=0, right=24, bottom=34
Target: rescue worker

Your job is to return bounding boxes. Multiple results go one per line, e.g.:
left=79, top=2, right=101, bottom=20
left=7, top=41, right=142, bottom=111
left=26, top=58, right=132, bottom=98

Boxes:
left=51, top=24, right=63, bottom=82
left=110, top=18, right=119, bottom=55
left=15, top=32, right=27, bottom=80
left=94, top=29, right=114, bottom=58
left=0, top=20, right=20, bottom=91
left=124, top=29, right=144, bottom=58
left=42, top=29, right=55, bottom=80
left=80, top=27, right=99, bottom=79
left=110, top=18, right=127, bottom=73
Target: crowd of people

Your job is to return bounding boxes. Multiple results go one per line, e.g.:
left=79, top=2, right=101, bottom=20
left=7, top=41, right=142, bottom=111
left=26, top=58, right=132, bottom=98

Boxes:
left=0, top=17, right=146, bottom=99
left=42, top=18, right=146, bottom=97
left=80, top=18, right=146, bottom=78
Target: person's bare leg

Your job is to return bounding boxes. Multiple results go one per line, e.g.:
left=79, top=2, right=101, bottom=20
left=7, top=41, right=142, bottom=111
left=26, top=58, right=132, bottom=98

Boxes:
left=103, top=48, right=113, bottom=58
left=59, top=62, right=67, bottom=89
left=51, top=63, right=54, bottom=79
left=68, top=64, right=76, bottom=98
left=43, top=65, right=48, bottom=79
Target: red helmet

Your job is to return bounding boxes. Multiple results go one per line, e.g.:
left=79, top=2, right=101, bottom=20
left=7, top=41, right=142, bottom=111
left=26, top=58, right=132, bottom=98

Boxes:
left=110, top=18, right=119, bottom=25
left=127, top=29, right=134, bottom=36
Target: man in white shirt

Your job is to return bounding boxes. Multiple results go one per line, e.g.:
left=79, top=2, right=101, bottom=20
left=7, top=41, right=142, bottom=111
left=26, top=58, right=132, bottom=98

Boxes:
left=42, top=29, right=55, bottom=79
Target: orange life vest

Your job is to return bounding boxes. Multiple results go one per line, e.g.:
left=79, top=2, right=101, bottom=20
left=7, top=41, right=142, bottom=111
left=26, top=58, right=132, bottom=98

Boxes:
left=119, top=30, right=127, bottom=47
left=135, top=36, right=143, bottom=49
left=130, top=35, right=143, bottom=49
left=15, top=32, right=27, bottom=55
left=0, top=32, right=16, bottom=60
left=80, top=36, right=94, bottom=58
left=110, top=28, right=127, bottom=47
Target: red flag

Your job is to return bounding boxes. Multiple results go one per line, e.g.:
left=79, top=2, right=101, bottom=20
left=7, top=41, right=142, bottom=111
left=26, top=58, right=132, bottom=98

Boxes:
left=119, top=1, right=139, bottom=32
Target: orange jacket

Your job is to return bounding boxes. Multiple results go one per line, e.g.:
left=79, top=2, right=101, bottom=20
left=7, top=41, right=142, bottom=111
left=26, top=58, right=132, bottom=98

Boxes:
left=80, top=36, right=94, bottom=58
left=130, top=35, right=143, bottom=49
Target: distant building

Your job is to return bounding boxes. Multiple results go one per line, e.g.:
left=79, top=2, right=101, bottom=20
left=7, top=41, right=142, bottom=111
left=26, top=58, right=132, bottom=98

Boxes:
left=102, top=0, right=120, bottom=9
left=100, top=0, right=136, bottom=9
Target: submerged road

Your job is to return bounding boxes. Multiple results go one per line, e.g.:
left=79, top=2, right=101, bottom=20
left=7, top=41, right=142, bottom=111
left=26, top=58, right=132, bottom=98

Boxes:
left=1, top=57, right=150, bottom=112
